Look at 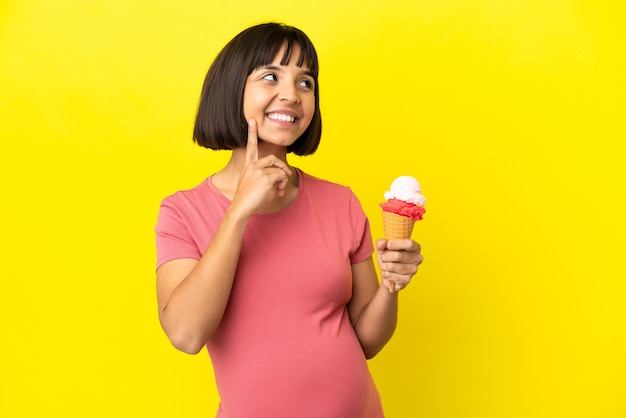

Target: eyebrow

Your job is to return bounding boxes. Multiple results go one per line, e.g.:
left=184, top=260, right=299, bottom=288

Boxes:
left=257, top=65, right=314, bottom=79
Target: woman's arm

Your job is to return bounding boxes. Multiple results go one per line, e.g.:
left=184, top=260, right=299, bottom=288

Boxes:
left=348, top=238, right=422, bottom=359
left=156, top=207, right=250, bottom=354
left=156, top=120, right=292, bottom=354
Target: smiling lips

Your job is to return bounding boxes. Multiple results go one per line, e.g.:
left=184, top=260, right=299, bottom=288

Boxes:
left=267, top=112, right=296, bottom=123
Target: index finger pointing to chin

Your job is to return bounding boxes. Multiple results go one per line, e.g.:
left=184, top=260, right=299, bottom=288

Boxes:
left=246, top=119, right=258, bottom=163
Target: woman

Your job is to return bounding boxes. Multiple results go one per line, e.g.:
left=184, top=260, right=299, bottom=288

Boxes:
left=155, top=22, right=422, bottom=417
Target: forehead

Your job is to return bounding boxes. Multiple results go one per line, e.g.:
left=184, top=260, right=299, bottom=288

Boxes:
left=272, top=43, right=308, bottom=68
left=249, top=37, right=317, bottom=77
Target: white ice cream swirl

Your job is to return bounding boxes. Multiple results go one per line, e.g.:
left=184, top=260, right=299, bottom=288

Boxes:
left=384, top=175, right=426, bottom=206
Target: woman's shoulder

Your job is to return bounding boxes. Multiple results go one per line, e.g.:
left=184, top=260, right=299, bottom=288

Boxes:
left=298, top=170, right=363, bottom=212
left=160, top=177, right=214, bottom=206
left=299, top=170, right=352, bottom=195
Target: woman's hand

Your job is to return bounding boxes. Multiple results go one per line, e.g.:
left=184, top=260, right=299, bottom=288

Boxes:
left=376, top=239, right=423, bottom=292
left=231, top=119, right=293, bottom=218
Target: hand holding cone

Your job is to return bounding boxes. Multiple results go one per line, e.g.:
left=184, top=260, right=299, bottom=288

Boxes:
left=381, top=212, right=416, bottom=292
left=380, top=176, right=426, bottom=293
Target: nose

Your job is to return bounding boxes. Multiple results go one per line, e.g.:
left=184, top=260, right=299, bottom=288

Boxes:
left=278, top=82, right=300, bottom=104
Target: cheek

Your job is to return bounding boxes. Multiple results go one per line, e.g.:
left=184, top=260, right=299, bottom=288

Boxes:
left=242, top=87, right=262, bottom=119
left=242, top=104, right=261, bottom=123
left=242, top=106, right=252, bottom=121
left=242, top=92, right=253, bottom=119
left=303, top=99, right=316, bottom=124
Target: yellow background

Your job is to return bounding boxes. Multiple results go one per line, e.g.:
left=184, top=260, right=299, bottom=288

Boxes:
left=1, top=0, right=625, bottom=417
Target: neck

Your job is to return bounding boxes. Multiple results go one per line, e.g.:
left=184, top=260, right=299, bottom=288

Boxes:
left=212, top=144, right=299, bottom=203
left=226, top=144, right=291, bottom=179
left=230, top=142, right=289, bottom=172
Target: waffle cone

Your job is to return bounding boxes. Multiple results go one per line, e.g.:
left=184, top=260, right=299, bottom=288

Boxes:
left=382, top=211, right=415, bottom=240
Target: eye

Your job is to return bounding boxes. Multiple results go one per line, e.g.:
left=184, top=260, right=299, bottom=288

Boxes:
left=299, top=78, right=314, bottom=89
left=262, top=73, right=278, bottom=82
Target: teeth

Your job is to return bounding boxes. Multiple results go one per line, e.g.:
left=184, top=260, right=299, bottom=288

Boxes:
left=268, top=113, right=295, bottom=123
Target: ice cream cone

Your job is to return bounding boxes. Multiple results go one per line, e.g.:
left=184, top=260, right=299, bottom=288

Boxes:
left=381, top=211, right=415, bottom=293
left=380, top=175, right=426, bottom=293
left=382, top=211, right=415, bottom=241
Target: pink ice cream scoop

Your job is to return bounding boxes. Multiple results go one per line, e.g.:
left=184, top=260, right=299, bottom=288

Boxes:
left=379, top=176, right=426, bottom=221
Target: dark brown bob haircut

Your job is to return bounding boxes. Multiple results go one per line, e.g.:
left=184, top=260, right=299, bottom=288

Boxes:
left=193, top=23, right=321, bottom=156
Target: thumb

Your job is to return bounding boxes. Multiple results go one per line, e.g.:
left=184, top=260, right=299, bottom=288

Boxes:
left=376, top=239, right=388, bottom=251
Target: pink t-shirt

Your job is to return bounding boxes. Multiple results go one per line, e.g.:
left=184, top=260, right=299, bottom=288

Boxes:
left=155, top=170, right=383, bottom=418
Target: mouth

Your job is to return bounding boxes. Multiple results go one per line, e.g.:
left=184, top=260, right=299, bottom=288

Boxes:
left=267, top=112, right=297, bottom=123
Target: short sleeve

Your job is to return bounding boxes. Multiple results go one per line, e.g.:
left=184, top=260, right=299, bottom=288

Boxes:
left=155, top=200, right=202, bottom=270
left=348, top=190, right=374, bottom=265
